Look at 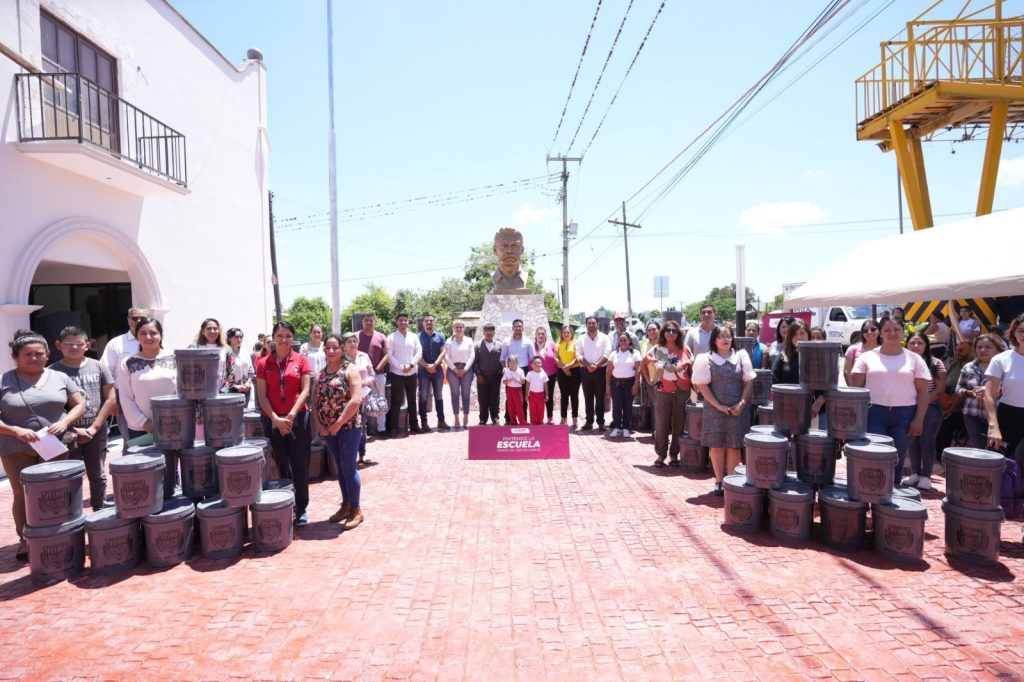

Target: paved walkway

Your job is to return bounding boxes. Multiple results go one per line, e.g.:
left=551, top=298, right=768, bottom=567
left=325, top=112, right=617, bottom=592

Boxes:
left=1, top=418, right=1023, bottom=680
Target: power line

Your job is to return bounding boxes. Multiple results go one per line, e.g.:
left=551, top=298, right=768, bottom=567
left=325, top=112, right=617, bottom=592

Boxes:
left=566, top=0, right=637, bottom=152
left=550, top=0, right=604, bottom=152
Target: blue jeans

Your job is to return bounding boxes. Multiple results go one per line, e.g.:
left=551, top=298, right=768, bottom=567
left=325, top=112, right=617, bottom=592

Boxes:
left=610, top=377, right=635, bottom=431
left=866, top=404, right=917, bottom=480
left=907, top=402, right=942, bottom=478
left=418, top=369, right=446, bottom=423
left=325, top=428, right=362, bottom=510
left=446, top=367, right=475, bottom=416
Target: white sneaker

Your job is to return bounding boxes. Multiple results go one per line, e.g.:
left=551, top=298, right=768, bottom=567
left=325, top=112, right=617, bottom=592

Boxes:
left=608, top=428, right=622, bottom=438
left=622, top=429, right=631, bottom=438
left=902, top=474, right=920, bottom=486
left=916, top=477, right=932, bottom=490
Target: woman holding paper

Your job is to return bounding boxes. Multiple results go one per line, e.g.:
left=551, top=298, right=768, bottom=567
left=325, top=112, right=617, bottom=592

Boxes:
left=0, top=330, right=86, bottom=562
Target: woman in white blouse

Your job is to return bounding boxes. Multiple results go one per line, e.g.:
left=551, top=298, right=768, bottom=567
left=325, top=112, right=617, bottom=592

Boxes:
left=117, top=318, right=177, bottom=434
left=445, top=321, right=476, bottom=429
left=606, top=333, right=641, bottom=438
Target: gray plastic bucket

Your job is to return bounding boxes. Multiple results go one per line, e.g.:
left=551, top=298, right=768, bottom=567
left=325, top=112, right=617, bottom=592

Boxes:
left=126, top=444, right=161, bottom=456
left=797, top=341, right=841, bottom=391
left=264, top=478, right=294, bottom=493
left=941, top=499, right=1004, bottom=564
left=942, top=448, right=1006, bottom=510
left=24, top=515, right=85, bottom=584
left=85, top=507, right=140, bottom=575
left=748, top=424, right=776, bottom=435
left=864, top=433, right=895, bottom=448
left=20, top=460, right=85, bottom=527
left=241, top=437, right=271, bottom=484
left=771, top=384, right=813, bottom=437
left=251, top=489, right=295, bottom=552
left=308, top=442, right=325, bottom=481
left=845, top=441, right=897, bottom=504
left=150, top=395, right=196, bottom=451
left=733, top=464, right=746, bottom=476
left=142, top=496, right=195, bottom=567
left=795, top=430, right=838, bottom=486
left=174, top=348, right=222, bottom=400
left=891, top=485, right=922, bottom=502
left=818, top=486, right=868, bottom=551
left=825, top=387, right=870, bottom=441
left=110, top=454, right=166, bottom=518
left=215, top=445, right=264, bottom=507
left=179, top=445, right=218, bottom=499
left=734, top=336, right=755, bottom=355
left=685, top=403, right=703, bottom=442
left=751, top=369, right=773, bottom=406
left=872, top=497, right=927, bottom=563
left=756, top=403, right=773, bottom=426
left=723, top=475, right=765, bottom=533
left=196, top=496, right=247, bottom=560
left=679, top=437, right=707, bottom=472
left=201, top=394, right=246, bottom=448
left=768, top=482, right=815, bottom=542
left=743, top=432, right=789, bottom=489
left=243, top=410, right=264, bottom=438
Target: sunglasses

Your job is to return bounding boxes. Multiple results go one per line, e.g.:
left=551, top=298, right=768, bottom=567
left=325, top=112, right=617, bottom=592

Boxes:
left=664, top=329, right=679, bottom=334
left=865, top=328, right=879, bottom=333
left=130, top=316, right=147, bottom=323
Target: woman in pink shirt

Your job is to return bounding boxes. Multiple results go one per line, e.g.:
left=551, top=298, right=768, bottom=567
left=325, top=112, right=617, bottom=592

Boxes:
left=532, top=327, right=559, bottom=424
left=843, top=319, right=880, bottom=385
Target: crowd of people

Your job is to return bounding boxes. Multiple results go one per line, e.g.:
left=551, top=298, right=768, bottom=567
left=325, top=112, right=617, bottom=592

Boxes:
left=2, top=303, right=1023, bottom=561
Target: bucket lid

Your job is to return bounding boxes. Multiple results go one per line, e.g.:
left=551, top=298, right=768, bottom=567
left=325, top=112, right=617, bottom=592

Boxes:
left=243, top=410, right=262, bottom=421
left=891, top=485, right=922, bottom=501
left=251, top=489, right=294, bottom=511
left=797, top=430, right=836, bottom=445
left=942, top=447, right=1008, bottom=469
left=110, top=453, right=166, bottom=473
left=215, top=445, right=263, bottom=464
left=723, top=474, right=759, bottom=493
left=768, top=482, right=814, bottom=501
left=150, top=394, right=194, bottom=409
left=685, top=402, right=703, bottom=413
left=126, top=444, right=161, bottom=456
left=748, top=425, right=776, bottom=435
left=203, top=393, right=245, bottom=407
left=174, top=347, right=221, bottom=358
left=23, top=514, right=85, bottom=538
left=871, top=496, right=928, bottom=518
left=180, top=445, right=215, bottom=458
left=85, top=507, right=138, bottom=530
left=826, top=386, right=871, bottom=400
left=754, top=369, right=772, bottom=379
left=733, top=464, right=747, bottom=475
left=242, top=437, right=269, bottom=449
left=941, top=498, right=1005, bottom=521
left=818, top=486, right=867, bottom=510
left=20, top=459, right=85, bottom=482
left=844, top=441, right=897, bottom=460
left=756, top=404, right=774, bottom=414
left=863, top=433, right=895, bottom=447
left=196, top=496, right=244, bottom=517
left=144, top=496, right=195, bottom=523
left=264, top=478, right=294, bottom=491
left=772, top=384, right=811, bottom=396
left=743, top=432, right=790, bottom=450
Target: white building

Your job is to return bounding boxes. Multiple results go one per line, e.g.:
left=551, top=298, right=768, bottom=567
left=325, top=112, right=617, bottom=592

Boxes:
left=0, top=0, right=272, bottom=371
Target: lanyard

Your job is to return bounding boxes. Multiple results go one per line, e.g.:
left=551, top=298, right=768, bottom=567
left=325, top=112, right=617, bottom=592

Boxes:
left=274, top=352, right=290, bottom=403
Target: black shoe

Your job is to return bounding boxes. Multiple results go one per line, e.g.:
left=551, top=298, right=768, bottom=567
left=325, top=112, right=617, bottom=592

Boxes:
left=714, top=483, right=724, bottom=497
left=437, top=421, right=451, bottom=431
left=653, top=459, right=666, bottom=468
left=582, top=422, right=594, bottom=430
left=386, top=430, right=400, bottom=439
left=15, top=550, right=28, bottom=562
left=669, top=459, right=680, bottom=468
left=411, top=425, right=426, bottom=434
left=597, top=424, right=606, bottom=432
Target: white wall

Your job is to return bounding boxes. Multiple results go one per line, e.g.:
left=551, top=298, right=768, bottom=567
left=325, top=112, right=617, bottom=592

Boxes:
left=0, top=0, right=272, bottom=369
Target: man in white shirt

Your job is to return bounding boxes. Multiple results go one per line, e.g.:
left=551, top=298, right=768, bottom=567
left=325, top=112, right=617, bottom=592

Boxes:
left=685, top=303, right=717, bottom=356
left=576, top=315, right=612, bottom=430
left=100, top=306, right=149, bottom=439
left=386, top=313, right=424, bottom=436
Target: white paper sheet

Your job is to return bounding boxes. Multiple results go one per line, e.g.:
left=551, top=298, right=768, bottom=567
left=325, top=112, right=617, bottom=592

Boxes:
left=29, top=429, right=68, bottom=461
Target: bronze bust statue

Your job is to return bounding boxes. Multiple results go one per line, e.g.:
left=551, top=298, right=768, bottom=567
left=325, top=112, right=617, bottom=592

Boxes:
left=491, top=227, right=527, bottom=293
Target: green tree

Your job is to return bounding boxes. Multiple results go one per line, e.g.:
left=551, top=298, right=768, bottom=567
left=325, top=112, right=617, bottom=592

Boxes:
left=284, top=296, right=333, bottom=343
left=340, top=284, right=396, bottom=334
left=771, top=293, right=785, bottom=311
left=683, top=284, right=759, bottom=323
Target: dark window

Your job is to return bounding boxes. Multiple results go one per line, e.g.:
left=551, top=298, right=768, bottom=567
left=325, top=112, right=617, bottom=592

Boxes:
left=829, top=308, right=847, bottom=323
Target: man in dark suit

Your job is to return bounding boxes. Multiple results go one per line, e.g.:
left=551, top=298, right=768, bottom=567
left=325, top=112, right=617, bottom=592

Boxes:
left=474, top=323, right=503, bottom=425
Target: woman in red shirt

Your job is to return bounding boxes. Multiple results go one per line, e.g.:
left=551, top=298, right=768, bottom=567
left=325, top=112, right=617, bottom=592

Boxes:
left=256, top=321, right=312, bottom=526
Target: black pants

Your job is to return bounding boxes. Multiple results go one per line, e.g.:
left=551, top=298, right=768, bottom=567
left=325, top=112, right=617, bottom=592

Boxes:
left=545, top=373, right=557, bottom=419
left=997, top=403, right=1024, bottom=466
left=556, top=367, right=581, bottom=419
left=478, top=373, right=501, bottom=424
left=935, top=410, right=964, bottom=458
left=262, top=411, right=311, bottom=515
left=387, top=372, right=419, bottom=432
left=580, top=366, right=607, bottom=426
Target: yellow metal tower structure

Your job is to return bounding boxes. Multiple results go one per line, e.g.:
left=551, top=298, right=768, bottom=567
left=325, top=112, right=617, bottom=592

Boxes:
left=856, top=0, right=1024, bottom=230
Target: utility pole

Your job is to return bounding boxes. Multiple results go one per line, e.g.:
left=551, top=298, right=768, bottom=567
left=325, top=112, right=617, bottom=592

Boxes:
left=326, top=0, right=341, bottom=333
left=608, top=201, right=641, bottom=317
left=267, top=191, right=283, bottom=322
left=546, top=155, right=581, bottom=320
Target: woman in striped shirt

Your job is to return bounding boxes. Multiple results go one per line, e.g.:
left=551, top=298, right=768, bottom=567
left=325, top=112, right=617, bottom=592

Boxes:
left=956, top=333, right=1005, bottom=449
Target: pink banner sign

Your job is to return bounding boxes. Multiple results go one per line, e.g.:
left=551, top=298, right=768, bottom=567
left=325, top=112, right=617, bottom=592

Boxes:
left=468, top=425, right=570, bottom=460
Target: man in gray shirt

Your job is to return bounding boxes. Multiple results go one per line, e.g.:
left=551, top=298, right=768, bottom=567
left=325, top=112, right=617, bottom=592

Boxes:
left=52, top=326, right=117, bottom=511
left=685, top=303, right=717, bottom=356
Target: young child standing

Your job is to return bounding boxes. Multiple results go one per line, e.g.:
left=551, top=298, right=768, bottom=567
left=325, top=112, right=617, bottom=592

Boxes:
left=526, top=357, right=549, bottom=425
left=502, top=355, right=527, bottom=425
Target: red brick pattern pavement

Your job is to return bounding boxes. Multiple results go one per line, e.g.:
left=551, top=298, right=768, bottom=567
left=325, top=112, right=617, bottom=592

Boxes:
left=1, top=418, right=1023, bottom=680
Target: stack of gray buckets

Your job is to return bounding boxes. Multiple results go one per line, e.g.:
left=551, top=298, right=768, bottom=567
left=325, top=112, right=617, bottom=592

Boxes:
left=723, top=341, right=931, bottom=564
left=940, top=447, right=1007, bottom=563
left=19, top=459, right=88, bottom=584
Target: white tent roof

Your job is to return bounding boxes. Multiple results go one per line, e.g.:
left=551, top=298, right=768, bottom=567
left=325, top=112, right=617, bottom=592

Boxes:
left=786, top=207, right=1024, bottom=308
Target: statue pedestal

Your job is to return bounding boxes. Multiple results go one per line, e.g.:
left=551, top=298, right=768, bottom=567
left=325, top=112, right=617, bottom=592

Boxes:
left=475, top=294, right=550, bottom=344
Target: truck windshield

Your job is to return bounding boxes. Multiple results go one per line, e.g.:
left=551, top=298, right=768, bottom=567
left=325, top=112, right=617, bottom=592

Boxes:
left=850, top=305, right=884, bottom=319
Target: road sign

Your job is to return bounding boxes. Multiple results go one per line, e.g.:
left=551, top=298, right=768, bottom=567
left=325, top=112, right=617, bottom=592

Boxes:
left=654, top=276, right=669, bottom=298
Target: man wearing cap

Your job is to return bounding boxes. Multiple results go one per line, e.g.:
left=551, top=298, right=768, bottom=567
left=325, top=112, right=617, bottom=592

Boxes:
left=610, top=314, right=635, bottom=351
left=576, top=315, right=612, bottom=430
left=474, top=323, right=503, bottom=425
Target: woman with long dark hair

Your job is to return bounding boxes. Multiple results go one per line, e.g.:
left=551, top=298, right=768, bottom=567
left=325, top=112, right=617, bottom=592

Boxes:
left=957, top=333, right=1004, bottom=448
left=904, top=332, right=947, bottom=489
left=647, top=320, right=693, bottom=467
left=117, top=318, right=177, bottom=434
left=767, top=316, right=794, bottom=368
left=844, top=319, right=880, bottom=385
left=315, top=333, right=364, bottom=529
left=190, top=317, right=230, bottom=391
left=256, top=321, right=313, bottom=526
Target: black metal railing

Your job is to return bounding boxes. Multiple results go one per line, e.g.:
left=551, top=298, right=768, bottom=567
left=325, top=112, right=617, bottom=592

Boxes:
left=15, top=72, right=187, bottom=187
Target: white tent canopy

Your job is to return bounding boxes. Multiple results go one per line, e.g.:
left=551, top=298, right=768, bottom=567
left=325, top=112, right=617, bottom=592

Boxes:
left=786, top=207, right=1024, bottom=308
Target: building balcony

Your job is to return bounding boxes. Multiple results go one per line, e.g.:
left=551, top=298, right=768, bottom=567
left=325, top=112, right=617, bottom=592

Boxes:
left=15, top=72, right=188, bottom=196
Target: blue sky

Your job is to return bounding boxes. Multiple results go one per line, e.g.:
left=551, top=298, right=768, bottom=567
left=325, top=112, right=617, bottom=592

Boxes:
left=176, top=0, right=1024, bottom=317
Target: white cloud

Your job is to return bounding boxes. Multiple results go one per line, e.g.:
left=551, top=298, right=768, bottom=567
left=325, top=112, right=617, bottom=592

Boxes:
left=739, top=201, right=828, bottom=235
left=513, top=203, right=558, bottom=226
left=998, top=156, right=1024, bottom=188
left=803, top=168, right=829, bottom=178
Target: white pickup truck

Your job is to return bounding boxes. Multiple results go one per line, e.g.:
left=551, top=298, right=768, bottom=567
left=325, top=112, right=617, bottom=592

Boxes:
left=781, top=282, right=889, bottom=346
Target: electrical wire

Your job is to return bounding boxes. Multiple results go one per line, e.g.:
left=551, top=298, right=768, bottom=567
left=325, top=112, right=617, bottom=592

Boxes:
left=550, top=0, right=604, bottom=152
